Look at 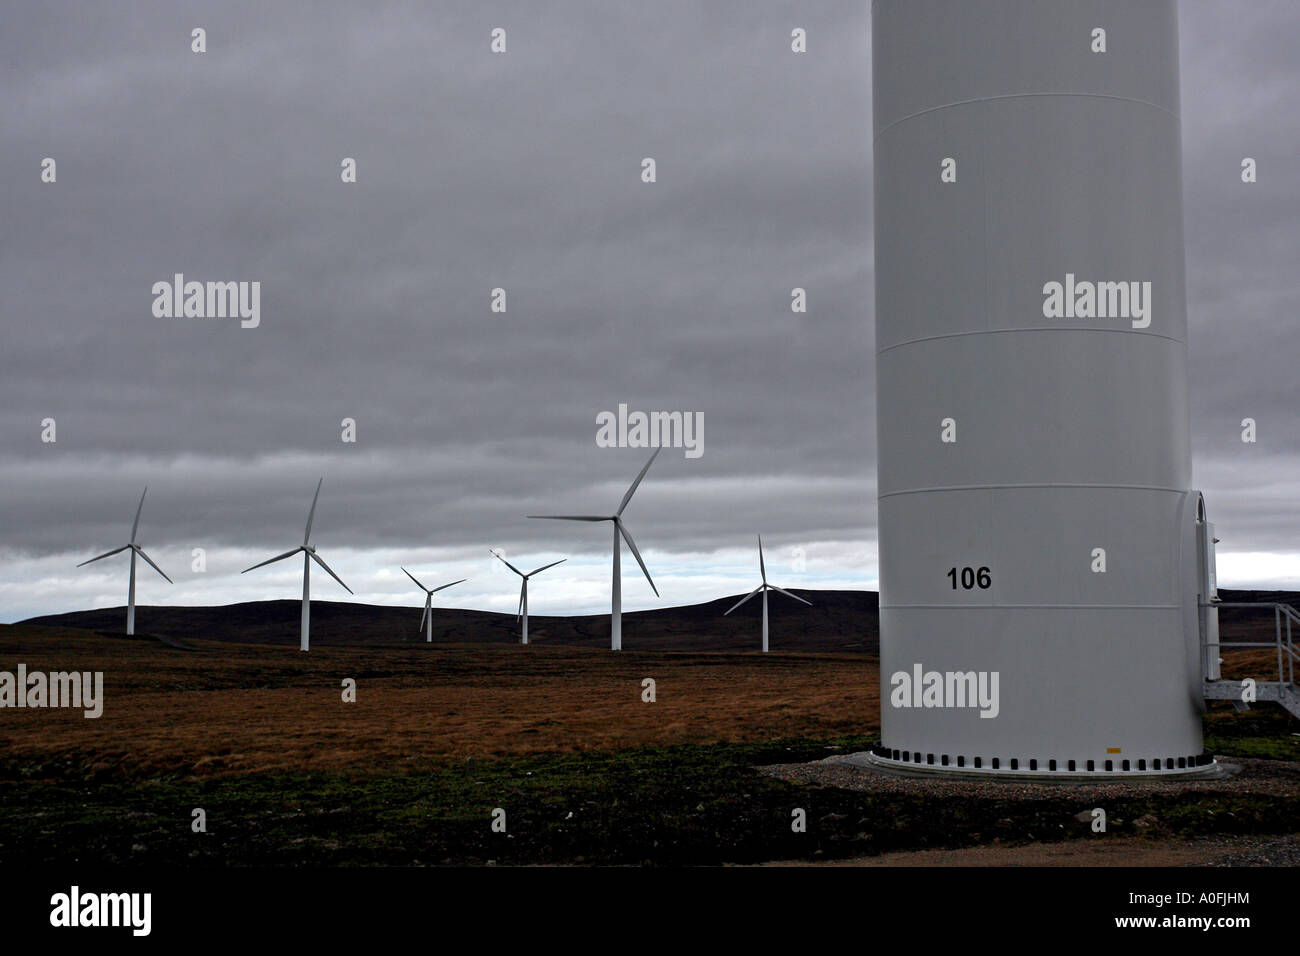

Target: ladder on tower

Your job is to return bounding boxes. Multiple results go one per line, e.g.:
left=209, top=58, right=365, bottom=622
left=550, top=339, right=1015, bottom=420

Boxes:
left=1202, top=601, right=1300, bottom=718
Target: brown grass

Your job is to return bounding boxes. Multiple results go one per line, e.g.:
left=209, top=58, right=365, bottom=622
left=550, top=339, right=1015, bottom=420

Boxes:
left=0, top=625, right=877, bottom=777
left=4, top=625, right=1280, bottom=781
left=1217, top=645, right=1295, bottom=682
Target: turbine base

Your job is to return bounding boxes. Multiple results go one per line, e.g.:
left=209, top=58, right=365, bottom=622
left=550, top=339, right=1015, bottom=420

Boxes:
left=861, top=743, right=1224, bottom=781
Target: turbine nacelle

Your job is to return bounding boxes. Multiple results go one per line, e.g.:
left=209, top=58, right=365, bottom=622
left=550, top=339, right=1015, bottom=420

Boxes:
left=491, top=551, right=567, bottom=581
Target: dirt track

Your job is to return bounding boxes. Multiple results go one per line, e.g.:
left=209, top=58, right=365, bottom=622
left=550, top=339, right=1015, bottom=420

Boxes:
left=766, top=834, right=1300, bottom=866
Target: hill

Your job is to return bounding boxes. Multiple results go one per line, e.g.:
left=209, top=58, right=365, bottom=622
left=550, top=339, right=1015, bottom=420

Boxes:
left=20, top=589, right=878, bottom=653
left=19, top=587, right=1299, bottom=654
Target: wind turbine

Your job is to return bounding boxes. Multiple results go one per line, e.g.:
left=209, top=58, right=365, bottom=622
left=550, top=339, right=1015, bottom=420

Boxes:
left=241, top=478, right=352, bottom=652
left=77, top=486, right=172, bottom=636
left=529, top=448, right=661, bottom=651
left=401, top=568, right=467, bottom=643
left=724, top=534, right=812, bottom=652
left=490, top=551, right=566, bottom=645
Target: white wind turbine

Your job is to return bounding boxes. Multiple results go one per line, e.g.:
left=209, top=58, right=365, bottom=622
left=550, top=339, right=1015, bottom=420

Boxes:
left=402, top=568, right=467, bottom=643
left=77, top=486, right=172, bottom=636
left=528, top=448, right=661, bottom=651
left=490, top=551, right=566, bottom=645
left=724, top=534, right=812, bottom=652
left=241, top=478, right=352, bottom=652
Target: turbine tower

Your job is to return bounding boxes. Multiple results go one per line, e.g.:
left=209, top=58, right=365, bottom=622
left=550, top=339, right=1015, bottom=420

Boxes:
left=491, top=551, right=566, bottom=645
left=872, top=0, right=1212, bottom=775
left=724, top=534, right=812, bottom=652
left=402, top=567, right=467, bottom=643
left=529, top=448, right=661, bottom=651
left=77, top=486, right=172, bottom=636
left=242, top=478, right=351, bottom=652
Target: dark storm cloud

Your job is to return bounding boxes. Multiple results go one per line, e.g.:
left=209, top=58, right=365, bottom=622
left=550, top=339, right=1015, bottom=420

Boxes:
left=1, top=1, right=1296, bottom=621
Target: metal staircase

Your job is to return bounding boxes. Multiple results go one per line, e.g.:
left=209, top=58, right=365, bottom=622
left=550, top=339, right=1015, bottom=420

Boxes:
left=1202, top=601, right=1300, bottom=718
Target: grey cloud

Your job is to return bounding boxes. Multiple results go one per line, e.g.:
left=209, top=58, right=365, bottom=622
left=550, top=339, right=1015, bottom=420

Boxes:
left=0, top=1, right=1295, bottom=621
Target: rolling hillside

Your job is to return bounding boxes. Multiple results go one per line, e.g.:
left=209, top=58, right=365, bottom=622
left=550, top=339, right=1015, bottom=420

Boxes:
left=19, top=588, right=1299, bottom=654
left=21, top=589, right=878, bottom=653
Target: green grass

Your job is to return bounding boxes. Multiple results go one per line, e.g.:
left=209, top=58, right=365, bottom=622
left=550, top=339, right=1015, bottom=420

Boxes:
left=2, top=721, right=1296, bottom=866
left=1205, top=701, right=1300, bottom=761
left=1, top=736, right=879, bottom=866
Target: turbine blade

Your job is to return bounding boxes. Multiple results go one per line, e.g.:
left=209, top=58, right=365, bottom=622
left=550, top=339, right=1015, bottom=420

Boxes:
left=769, top=584, right=812, bottom=606
left=724, top=585, right=764, bottom=616
left=758, top=533, right=767, bottom=584
left=526, top=515, right=609, bottom=521
left=242, top=547, right=302, bottom=573
left=617, top=522, right=658, bottom=597
left=402, top=566, right=428, bottom=591
left=420, top=597, right=429, bottom=633
left=310, top=551, right=352, bottom=594
left=517, top=582, right=525, bottom=621
left=131, top=487, right=147, bottom=544
left=303, top=477, right=323, bottom=545
left=491, top=550, right=524, bottom=576
left=526, top=558, right=567, bottom=577
left=77, top=545, right=130, bottom=567
left=616, top=447, right=661, bottom=517
left=134, top=547, right=173, bottom=583
left=430, top=578, right=466, bottom=593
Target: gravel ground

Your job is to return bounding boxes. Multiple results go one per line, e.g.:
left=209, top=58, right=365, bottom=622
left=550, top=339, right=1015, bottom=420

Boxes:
left=1209, top=833, right=1300, bottom=866
left=757, top=753, right=1300, bottom=866
left=758, top=834, right=1300, bottom=867
left=759, top=753, right=1300, bottom=801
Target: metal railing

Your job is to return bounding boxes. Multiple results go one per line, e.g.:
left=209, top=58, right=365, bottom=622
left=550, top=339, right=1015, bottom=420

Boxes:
left=1201, top=601, right=1300, bottom=687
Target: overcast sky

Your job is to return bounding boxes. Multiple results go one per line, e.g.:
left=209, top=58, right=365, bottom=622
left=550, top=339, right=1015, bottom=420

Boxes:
left=2, top=0, right=1297, bottom=623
